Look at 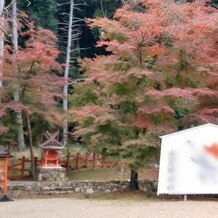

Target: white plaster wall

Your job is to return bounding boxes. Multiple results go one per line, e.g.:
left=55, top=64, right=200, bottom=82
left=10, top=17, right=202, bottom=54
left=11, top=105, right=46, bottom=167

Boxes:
left=158, top=125, right=218, bottom=194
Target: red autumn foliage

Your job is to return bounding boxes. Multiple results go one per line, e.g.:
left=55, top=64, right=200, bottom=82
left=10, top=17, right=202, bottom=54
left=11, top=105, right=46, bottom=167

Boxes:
left=0, top=20, right=64, bottom=132
left=71, top=0, right=217, bottom=173
left=81, top=0, right=218, bottom=127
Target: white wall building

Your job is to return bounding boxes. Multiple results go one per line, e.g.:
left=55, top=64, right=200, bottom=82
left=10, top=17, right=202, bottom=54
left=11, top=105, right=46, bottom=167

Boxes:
left=158, top=123, right=218, bottom=195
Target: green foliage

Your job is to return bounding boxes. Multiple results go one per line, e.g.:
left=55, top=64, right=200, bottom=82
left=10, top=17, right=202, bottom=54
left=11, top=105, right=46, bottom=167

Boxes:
left=18, top=0, right=58, bottom=31
left=172, top=102, right=189, bottom=119
left=112, top=83, right=134, bottom=96
left=70, top=86, right=101, bottom=107
left=210, top=0, right=218, bottom=8
left=107, top=32, right=127, bottom=43
left=91, top=0, right=122, bottom=18
left=123, top=146, right=158, bottom=170
left=0, top=112, right=17, bottom=146
left=113, top=61, right=132, bottom=72
left=119, top=101, right=137, bottom=115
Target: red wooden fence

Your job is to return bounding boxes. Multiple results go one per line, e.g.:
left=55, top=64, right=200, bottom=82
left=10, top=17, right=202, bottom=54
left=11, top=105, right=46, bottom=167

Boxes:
left=9, top=156, right=41, bottom=180
left=8, top=152, right=118, bottom=180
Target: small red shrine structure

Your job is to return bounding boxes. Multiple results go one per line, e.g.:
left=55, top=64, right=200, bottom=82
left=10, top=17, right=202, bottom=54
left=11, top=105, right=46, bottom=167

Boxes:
left=39, top=131, right=64, bottom=168
left=0, top=152, right=13, bottom=202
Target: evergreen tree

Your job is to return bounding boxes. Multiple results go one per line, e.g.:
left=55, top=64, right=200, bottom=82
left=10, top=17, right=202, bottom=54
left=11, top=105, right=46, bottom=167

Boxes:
left=18, top=0, right=58, bottom=31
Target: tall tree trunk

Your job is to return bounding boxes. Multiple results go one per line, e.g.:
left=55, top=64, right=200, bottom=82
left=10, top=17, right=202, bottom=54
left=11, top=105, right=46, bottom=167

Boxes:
left=12, top=0, right=25, bottom=151
left=129, top=170, right=139, bottom=190
left=27, top=114, right=36, bottom=180
left=63, top=0, right=74, bottom=147
left=0, top=0, right=5, bottom=91
left=100, top=0, right=106, bottom=17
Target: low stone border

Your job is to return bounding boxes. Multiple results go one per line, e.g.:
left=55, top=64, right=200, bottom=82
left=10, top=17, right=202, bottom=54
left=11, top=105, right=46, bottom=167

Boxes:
left=7, top=180, right=157, bottom=198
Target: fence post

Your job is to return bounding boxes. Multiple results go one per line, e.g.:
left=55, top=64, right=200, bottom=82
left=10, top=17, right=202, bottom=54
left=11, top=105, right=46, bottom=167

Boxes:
left=66, top=153, right=70, bottom=172
left=75, top=153, right=80, bottom=170
left=34, top=157, right=38, bottom=169
left=21, top=156, right=25, bottom=179
left=85, top=152, right=89, bottom=168
left=92, top=152, right=96, bottom=168
left=99, top=154, right=103, bottom=167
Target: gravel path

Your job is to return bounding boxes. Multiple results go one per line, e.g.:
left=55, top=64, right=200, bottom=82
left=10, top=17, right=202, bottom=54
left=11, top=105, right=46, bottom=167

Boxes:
left=0, top=198, right=218, bottom=218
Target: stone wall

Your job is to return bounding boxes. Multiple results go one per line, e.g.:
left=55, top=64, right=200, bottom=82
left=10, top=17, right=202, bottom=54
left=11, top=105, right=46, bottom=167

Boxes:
left=7, top=180, right=157, bottom=198
left=37, top=167, right=66, bottom=182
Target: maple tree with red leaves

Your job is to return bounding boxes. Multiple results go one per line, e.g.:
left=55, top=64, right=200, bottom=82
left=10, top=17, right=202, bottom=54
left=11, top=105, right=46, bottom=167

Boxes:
left=0, top=18, right=64, bottom=150
left=71, top=0, right=218, bottom=189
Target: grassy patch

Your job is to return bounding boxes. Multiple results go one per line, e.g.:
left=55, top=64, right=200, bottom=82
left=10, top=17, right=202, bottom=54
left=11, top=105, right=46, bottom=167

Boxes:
left=67, top=167, right=158, bottom=181
left=67, top=167, right=130, bottom=181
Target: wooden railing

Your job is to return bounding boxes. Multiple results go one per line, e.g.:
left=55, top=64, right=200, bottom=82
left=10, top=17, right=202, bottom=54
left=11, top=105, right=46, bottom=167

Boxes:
left=8, top=152, right=118, bottom=180
left=62, top=152, right=117, bottom=171
left=9, top=156, right=41, bottom=180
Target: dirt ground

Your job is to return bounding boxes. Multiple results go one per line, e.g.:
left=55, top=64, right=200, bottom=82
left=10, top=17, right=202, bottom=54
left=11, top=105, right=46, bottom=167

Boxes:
left=0, top=197, right=218, bottom=218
